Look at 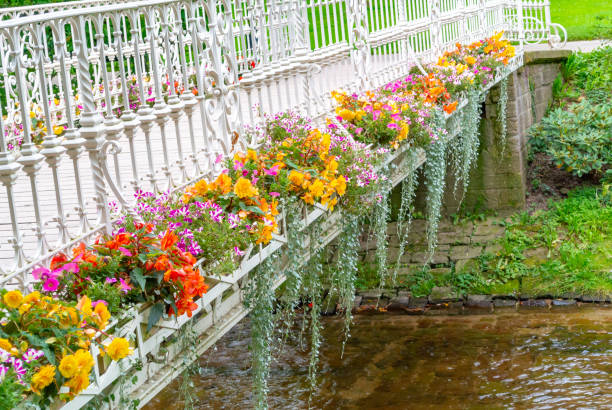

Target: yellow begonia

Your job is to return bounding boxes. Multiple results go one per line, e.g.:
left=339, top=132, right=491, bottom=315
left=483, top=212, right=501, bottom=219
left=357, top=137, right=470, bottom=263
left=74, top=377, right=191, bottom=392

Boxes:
left=337, top=108, right=356, bottom=122
left=31, top=365, right=56, bottom=394
left=93, top=302, right=111, bottom=330
left=105, top=337, right=132, bottom=361
left=0, top=338, right=13, bottom=351
left=65, top=371, right=90, bottom=396
left=74, top=349, right=94, bottom=373
left=233, top=177, right=259, bottom=199
left=3, top=290, right=23, bottom=309
left=76, top=295, right=92, bottom=316
left=288, top=170, right=304, bottom=186
left=58, top=354, right=80, bottom=379
left=308, top=179, right=325, bottom=197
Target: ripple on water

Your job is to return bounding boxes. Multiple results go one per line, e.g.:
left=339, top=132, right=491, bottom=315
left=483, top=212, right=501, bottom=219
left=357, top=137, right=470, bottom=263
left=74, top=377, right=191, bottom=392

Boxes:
left=145, top=307, right=612, bottom=409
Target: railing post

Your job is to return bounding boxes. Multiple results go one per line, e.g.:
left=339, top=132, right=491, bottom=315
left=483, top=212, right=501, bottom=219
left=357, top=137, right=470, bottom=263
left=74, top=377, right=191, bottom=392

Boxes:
left=430, top=0, right=442, bottom=58
left=516, top=0, right=525, bottom=54
left=74, top=15, right=111, bottom=234
left=347, top=0, right=370, bottom=91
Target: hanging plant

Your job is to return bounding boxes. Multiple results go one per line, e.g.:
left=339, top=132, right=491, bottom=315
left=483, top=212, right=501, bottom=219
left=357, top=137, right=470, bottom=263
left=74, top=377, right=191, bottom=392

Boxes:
left=391, top=149, right=419, bottom=284
left=277, top=198, right=306, bottom=343
left=331, top=213, right=361, bottom=354
left=451, top=88, right=484, bottom=206
left=497, top=76, right=509, bottom=155
left=244, top=253, right=279, bottom=410
left=178, top=321, right=200, bottom=410
left=424, top=111, right=449, bottom=257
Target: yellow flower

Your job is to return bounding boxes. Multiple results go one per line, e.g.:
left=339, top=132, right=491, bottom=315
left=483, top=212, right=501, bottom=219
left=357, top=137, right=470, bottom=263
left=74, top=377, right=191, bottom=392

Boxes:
left=246, top=149, right=258, bottom=162
left=456, top=63, right=467, bottom=75
left=308, top=179, right=325, bottom=198
left=53, top=125, right=64, bottom=136
left=3, top=290, right=23, bottom=309
left=337, top=108, right=356, bottom=122
left=93, top=302, right=110, bottom=330
left=74, top=349, right=94, bottom=373
left=23, top=291, right=41, bottom=305
left=215, top=173, right=232, bottom=195
left=59, top=354, right=79, bottom=379
left=76, top=295, right=92, bottom=316
left=233, top=177, right=258, bottom=199
left=65, top=372, right=90, bottom=396
left=31, top=365, right=56, bottom=394
left=326, top=159, right=338, bottom=173
left=465, top=56, right=476, bottom=65
left=332, top=176, right=347, bottom=196
left=0, top=338, right=13, bottom=351
left=288, top=170, right=304, bottom=186
left=105, top=338, right=132, bottom=361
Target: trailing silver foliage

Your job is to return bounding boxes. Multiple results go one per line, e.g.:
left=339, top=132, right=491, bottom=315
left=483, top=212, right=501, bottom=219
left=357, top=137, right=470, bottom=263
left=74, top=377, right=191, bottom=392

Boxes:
left=424, top=111, right=448, bottom=257
left=332, top=213, right=361, bottom=355
left=497, top=77, right=509, bottom=155
left=451, top=88, right=484, bottom=206
left=178, top=321, right=199, bottom=410
left=244, top=253, right=280, bottom=410
left=391, top=149, right=419, bottom=284
left=373, top=167, right=391, bottom=289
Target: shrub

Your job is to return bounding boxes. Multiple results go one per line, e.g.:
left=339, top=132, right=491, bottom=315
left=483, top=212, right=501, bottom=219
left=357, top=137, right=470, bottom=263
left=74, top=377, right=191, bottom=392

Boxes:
left=529, top=99, right=612, bottom=177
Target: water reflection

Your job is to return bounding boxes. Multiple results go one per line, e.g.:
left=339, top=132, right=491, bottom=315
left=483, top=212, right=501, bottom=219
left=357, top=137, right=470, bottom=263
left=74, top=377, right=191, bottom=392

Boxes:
left=146, top=307, right=611, bottom=409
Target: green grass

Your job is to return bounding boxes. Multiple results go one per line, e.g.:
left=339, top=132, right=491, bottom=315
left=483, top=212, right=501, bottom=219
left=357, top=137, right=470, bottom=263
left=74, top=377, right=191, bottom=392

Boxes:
left=550, top=0, right=612, bottom=40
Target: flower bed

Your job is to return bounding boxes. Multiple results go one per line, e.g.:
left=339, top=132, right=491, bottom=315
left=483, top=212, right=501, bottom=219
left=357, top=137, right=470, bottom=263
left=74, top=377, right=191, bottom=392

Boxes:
left=2, top=32, right=518, bottom=408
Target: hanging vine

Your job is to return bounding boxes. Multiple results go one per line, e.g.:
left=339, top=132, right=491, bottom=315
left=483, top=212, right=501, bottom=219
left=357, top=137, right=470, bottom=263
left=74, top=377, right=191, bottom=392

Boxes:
left=277, top=198, right=306, bottom=344
left=373, top=166, right=391, bottom=289
left=244, top=253, right=279, bottom=410
left=452, top=88, right=484, bottom=206
left=391, top=149, right=419, bottom=284
left=331, top=213, right=361, bottom=355
left=425, top=111, right=448, bottom=257
left=177, top=321, right=200, bottom=409
left=497, top=76, right=509, bottom=156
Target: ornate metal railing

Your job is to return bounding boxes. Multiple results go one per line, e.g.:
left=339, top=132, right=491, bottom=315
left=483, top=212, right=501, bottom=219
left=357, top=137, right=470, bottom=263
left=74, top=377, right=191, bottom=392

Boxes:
left=0, top=0, right=531, bottom=290
left=0, top=0, right=547, bottom=407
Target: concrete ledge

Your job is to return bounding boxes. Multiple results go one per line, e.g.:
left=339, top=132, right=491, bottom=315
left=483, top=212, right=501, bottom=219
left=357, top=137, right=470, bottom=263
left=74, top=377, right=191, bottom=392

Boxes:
left=525, top=49, right=572, bottom=65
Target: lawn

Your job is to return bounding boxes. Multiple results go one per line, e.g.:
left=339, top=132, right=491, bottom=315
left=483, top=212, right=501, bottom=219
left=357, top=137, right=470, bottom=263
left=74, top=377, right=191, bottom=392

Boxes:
left=550, top=0, right=612, bottom=40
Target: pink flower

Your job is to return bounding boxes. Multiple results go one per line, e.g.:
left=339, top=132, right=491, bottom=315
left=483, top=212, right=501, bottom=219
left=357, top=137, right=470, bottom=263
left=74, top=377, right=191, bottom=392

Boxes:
left=215, top=154, right=223, bottom=164
left=269, top=192, right=280, bottom=197
left=234, top=246, right=245, bottom=256
left=234, top=161, right=244, bottom=171
left=42, top=276, right=59, bottom=292
left=118, top=247, right=132, bottom=257
left=105, top=277, right=117, bottom=284
left=264, top=165, right=279, bottom=176
left=92, top=299, right=108, bottom=308
left=119, top=278, right=132, bottom=294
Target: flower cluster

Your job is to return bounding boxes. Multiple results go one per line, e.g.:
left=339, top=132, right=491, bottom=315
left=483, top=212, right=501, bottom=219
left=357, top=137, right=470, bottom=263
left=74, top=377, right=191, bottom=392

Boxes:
left=331, top=31, right=515, bottom=149
left=0, top=290, right=130, bottom=405
left=33, top=224, right=208, bottom=319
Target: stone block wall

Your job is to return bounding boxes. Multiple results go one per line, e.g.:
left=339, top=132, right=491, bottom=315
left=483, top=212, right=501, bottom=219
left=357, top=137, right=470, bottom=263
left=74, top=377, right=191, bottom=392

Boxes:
left=407, top=53, right=568, bottom=216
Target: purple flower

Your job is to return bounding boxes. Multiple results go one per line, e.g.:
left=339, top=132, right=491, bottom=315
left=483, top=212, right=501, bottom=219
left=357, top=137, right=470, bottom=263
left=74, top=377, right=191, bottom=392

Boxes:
left=119, top=278, right=132, bottom=294
left=105, top=277, right=117, bottom=284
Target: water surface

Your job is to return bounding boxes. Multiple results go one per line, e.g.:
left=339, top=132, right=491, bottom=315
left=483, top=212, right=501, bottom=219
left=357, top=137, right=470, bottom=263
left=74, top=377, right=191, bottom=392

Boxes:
left=146, top=307, right=612, bottom=409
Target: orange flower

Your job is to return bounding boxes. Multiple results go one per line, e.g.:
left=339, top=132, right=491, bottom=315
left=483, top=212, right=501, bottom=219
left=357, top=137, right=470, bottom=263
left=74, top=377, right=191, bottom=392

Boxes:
left=160, top=230, right=178, bottom=251
left=443, top=101, right=458, bottom=114
left=214, top=173, right=232, bottom=195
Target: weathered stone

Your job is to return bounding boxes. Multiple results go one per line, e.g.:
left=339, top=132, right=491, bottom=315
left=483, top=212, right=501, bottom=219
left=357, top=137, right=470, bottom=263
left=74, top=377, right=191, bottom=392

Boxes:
left=455, top=258, right=479, bottom=273
left=580, top=294, right=612, bottom=303
left=397, top=290, right=411, bottom=298
left=358, top=290, right=381, bottom=299
left=494, top=299, right=517, bottom=308
left=523, top=248, right=549, bottom=266
left=484, top=243, right=503, bottom=255
left=466, top=294, right=492, bottom=308
left=428, top=286, right=460, bottom=303
left=352, top=295, right=362, bottom=309
left=520, top=299, right=549, bottom=308
left=473, top=224, right=504, bottom=237
left=408, top=297, right=428, bottom=308
left=438, top=232, right=470, bottom=245
left=429, top=267, right=452, bottom=279
left=552, top=299, right=576, bottom=306
left=450, top=245, right=483, bottom=260
left=321, top=294, right=339, bottom=315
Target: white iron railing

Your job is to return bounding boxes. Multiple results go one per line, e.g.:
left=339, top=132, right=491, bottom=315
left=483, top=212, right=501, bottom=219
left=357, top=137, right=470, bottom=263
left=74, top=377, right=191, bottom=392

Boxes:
left=0, top=0, right=551, bottom=407
left=0, top=0, right=536, bottom=290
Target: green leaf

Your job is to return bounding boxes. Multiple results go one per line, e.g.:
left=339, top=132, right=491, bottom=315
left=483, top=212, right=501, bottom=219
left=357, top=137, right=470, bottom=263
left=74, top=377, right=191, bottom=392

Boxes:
left=131, top=267, right=147, bottom=291
left=284, top=158, right=300, bottom=170
left=147, top=303, right=165, bottom=333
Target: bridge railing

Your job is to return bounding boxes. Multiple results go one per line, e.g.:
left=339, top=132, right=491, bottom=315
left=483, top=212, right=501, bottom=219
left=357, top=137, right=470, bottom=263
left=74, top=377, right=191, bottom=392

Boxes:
left=0, top=0, right=538, bottom=291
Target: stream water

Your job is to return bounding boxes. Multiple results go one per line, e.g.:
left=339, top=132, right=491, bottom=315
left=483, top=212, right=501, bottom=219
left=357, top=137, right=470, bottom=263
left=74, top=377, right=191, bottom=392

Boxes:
left=146, top=306, right=611, bottom=409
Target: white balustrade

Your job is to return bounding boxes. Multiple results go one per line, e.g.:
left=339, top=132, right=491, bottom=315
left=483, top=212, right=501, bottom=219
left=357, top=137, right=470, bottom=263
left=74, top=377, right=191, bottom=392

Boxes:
left=0, top=0, right=558, bottom=292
